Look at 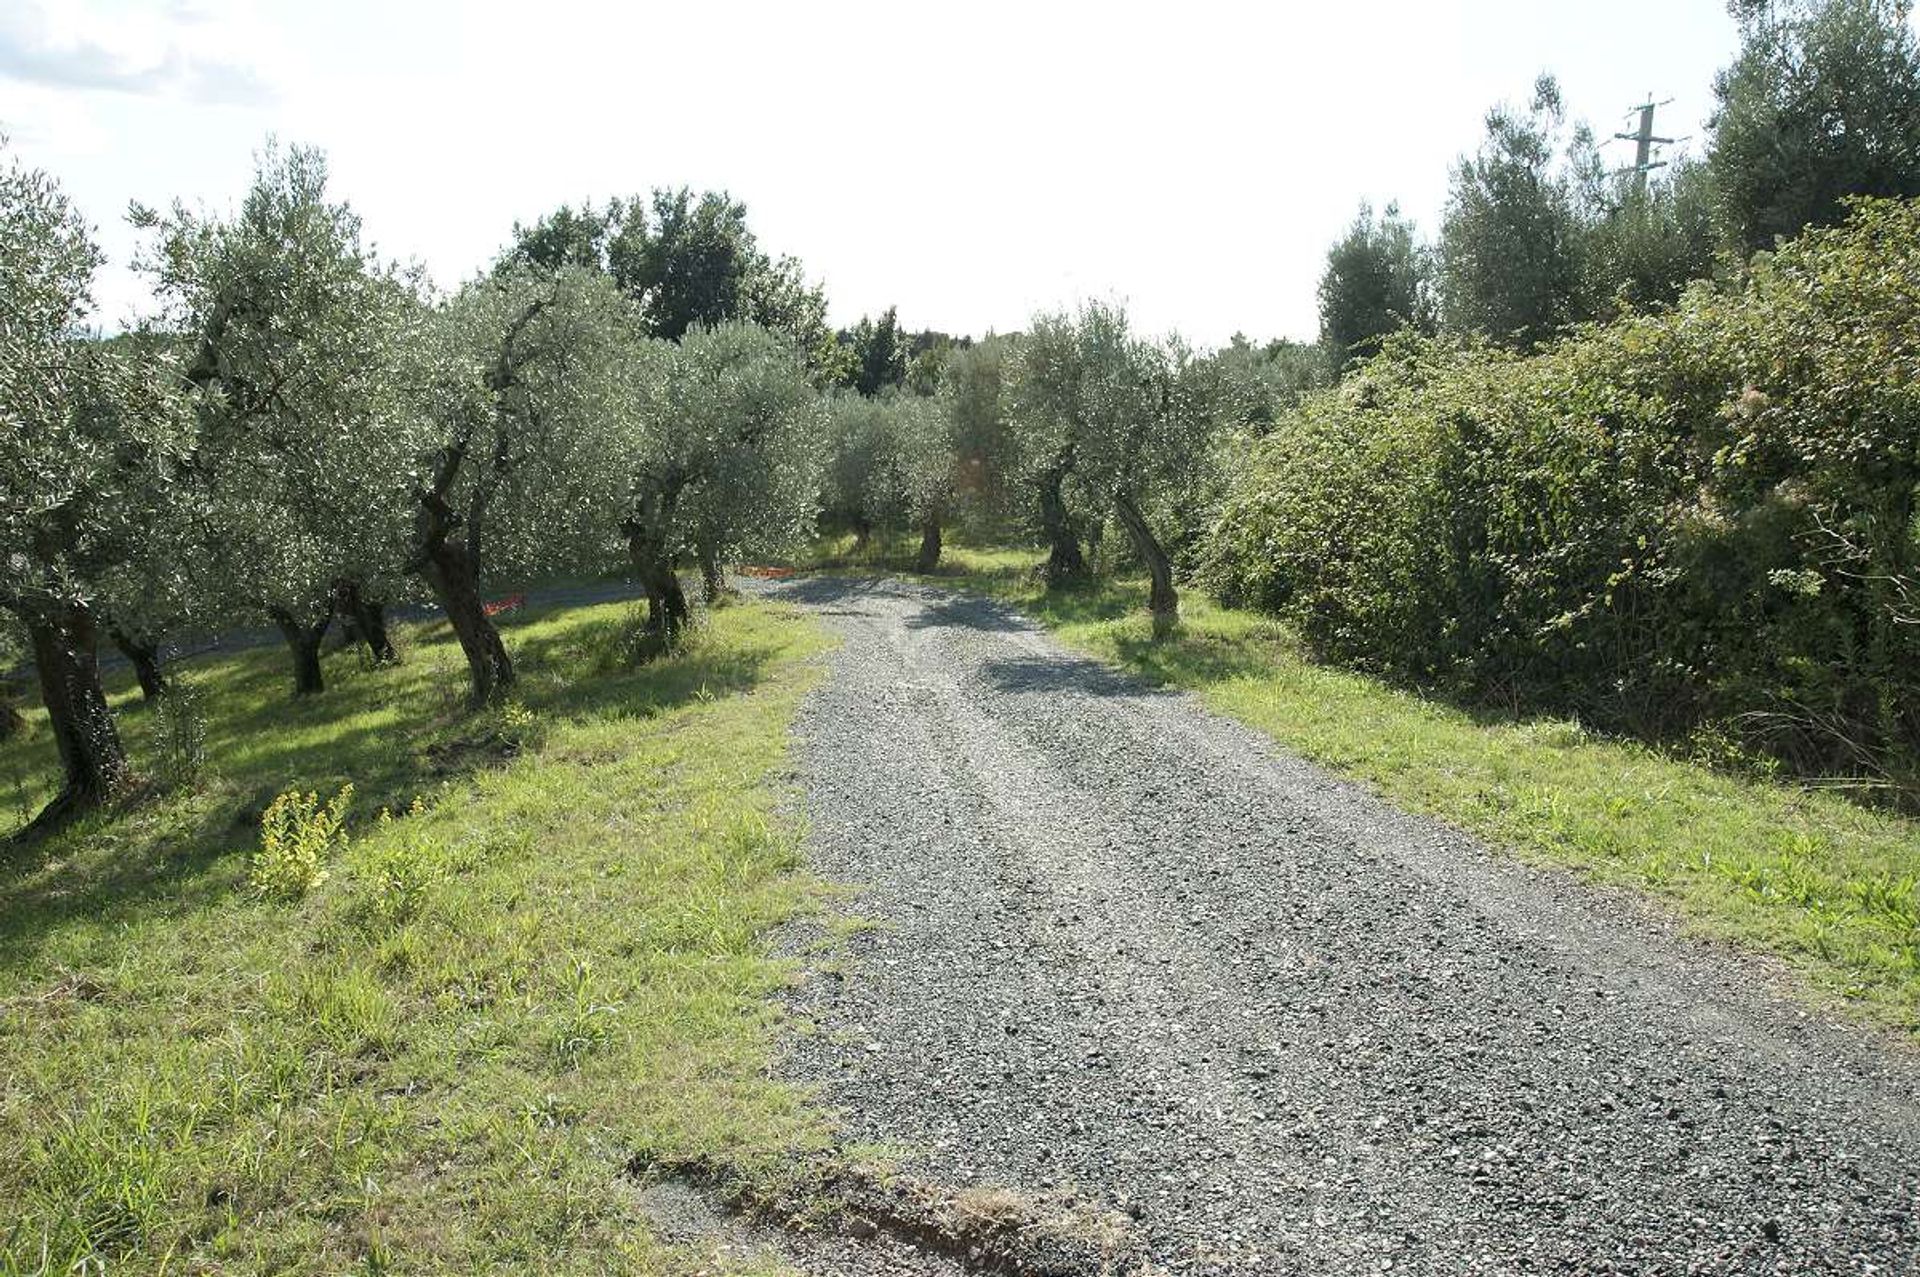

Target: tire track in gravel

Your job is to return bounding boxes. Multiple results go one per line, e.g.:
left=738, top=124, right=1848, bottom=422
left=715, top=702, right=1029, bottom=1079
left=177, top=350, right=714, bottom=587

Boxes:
left=764, top=574, right=1920, bottom=1276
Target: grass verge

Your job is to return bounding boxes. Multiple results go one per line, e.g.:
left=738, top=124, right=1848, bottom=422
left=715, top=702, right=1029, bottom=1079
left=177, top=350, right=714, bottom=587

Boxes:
left=1, top=596, right=834, bottom=1273
left=821, top=536, right=1920, bottom=1035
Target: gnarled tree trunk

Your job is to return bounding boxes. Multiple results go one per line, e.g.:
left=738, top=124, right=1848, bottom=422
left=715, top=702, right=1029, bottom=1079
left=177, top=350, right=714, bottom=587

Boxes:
left=16, top=599, right=129, bottom=835
left=624, top=520, right=690, bottom=638
left=1037, top=462, right=1087, bottom=585
left=108, top=626, right=167, bottom=701
left=699, top=546, right=726, bottom=605
left=267, top=605, right=333, bottom=697
left=334, top=578, right=397, bottom=665
left=1112, top=489, right=1178, bottom=635
left=0, top=680, right=22, bottom=742
left=423, top=540, right=514, bottom=704
left=915, top=514, right=943, bottom=573
left=849, top=515, right=874, bottom=556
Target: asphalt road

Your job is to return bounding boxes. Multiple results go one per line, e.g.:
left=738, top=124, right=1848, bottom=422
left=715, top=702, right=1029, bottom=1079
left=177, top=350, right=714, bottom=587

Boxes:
left=761, top=574, right=1920, bottom=1277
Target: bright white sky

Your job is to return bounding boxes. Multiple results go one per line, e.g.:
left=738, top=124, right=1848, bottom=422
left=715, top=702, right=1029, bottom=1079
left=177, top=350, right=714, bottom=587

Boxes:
left=3, top=0, right=1759, bottom=345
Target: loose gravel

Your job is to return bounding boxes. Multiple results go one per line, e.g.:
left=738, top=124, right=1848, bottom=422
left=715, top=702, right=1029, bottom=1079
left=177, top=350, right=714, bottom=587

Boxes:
left=761, top=574, right=1920, bottom=1276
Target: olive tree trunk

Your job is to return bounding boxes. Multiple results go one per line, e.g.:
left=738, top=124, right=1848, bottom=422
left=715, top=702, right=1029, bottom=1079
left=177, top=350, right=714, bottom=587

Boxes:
left=423, top=541, right=514, bottom=704
left=699, top=547, right=726, bottom=605
left=0, top=680, right=22, bottom=742
left=1112, top=490, right=1178, bottom=634
left=334, top=578, right=398, bottom=665
left=624, top=521, right=690, bottom=637
left=108, top=626, right=167, bottom=701
left=267, top=605, right=333, bottom=696
left=1037, top=463, right=1088, bottom=585
left=915, top=514, right=943, bottom=573
left=15, top=599, right=130, bottom=835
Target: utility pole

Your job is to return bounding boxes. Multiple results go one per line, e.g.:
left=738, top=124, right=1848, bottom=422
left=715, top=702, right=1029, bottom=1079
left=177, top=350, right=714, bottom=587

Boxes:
left=1613, top=96, right=1677, bottom=191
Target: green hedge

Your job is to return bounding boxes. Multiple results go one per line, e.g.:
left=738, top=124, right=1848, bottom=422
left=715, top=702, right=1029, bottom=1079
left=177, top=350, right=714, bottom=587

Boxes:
left=1205, top=198, right=1920, bottom=800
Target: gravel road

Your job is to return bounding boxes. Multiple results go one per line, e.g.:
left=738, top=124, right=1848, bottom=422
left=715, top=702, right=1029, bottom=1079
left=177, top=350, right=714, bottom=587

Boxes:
left=761, top=574, right=1920, bottom=1276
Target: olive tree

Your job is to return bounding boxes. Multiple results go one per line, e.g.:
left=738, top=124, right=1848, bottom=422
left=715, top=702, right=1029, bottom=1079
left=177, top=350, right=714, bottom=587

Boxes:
left=674, top=327, right=826, bottom=601
left=138, top=145, right=421, bottom=696
left=1710, top=0, right=1920, bottom=252
left=409, top=264, right=629, bottom=701
left=1014, top=303, right=1228, bottom=630
left=1438, top=76, right=1591, bottom=348
left=895, top=392, right=956, bottom=572
left=1318, top=202, right=1434, bottom=373
left=0, top=143, right=190, bottom=829
left=614, top=321, right=823, bottom=631
left=942, top=336, right=1024, bottom=525
left=824, top=393, right=906, bottom=554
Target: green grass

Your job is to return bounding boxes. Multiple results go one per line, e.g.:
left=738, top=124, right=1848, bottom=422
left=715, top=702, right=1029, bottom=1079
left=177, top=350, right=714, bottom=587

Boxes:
left=0, top=596, right=836, bottom=1273
left=846, top=538, right=1920, bottom=1034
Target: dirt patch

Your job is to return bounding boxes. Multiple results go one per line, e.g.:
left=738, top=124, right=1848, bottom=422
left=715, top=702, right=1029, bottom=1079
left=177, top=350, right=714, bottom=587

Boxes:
left=631, top=1154, right=1149, bottom=1276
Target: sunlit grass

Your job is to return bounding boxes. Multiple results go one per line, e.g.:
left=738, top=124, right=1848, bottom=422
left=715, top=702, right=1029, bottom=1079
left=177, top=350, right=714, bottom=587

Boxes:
left=874, top=542, right=1920, bottom=1033
left=0, top=596, right=835, bottom=1273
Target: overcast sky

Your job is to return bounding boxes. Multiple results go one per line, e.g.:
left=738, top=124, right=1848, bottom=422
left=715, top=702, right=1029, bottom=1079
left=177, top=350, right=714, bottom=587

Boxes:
left=3, top=0, right=1762, bottom=345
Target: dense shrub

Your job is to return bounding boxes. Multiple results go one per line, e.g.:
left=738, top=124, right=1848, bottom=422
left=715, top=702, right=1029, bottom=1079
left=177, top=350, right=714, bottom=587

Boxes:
left=1206, top=198, right=1920, bottom=799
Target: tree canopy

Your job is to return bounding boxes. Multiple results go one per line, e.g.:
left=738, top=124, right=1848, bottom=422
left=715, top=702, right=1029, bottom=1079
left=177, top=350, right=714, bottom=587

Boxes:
left=1710, top=0, right=1920, bottom=251
left=1318, top=202, right=1433, bottom=372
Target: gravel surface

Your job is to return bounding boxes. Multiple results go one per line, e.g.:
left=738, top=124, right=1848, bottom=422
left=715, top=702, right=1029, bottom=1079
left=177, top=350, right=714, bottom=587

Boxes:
left=761, top=574, right=1920, bottom=1276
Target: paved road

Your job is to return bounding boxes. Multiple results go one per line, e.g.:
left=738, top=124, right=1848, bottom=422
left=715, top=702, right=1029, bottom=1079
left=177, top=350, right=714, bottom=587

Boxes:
left=763, top=575, right=1920, bottom=1276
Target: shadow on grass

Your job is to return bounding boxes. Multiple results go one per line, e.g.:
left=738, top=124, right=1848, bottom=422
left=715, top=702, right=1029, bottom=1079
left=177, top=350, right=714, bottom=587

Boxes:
left=521, top=630, right=785, bottom=724
left=0, top=786, right=269, bottom=976
left=1105, top=627, right=1307, bottom=689
left=0, top=597, right=791, bottom=980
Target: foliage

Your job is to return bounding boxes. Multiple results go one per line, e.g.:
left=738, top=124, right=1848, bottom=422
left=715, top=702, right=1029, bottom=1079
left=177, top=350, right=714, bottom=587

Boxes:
left=414, top=265, right=633, bottom=584
left=406, top=263, right=635, bottom=700
left=1710, top=0, right=1920, bottom=251
left=0, top=147, right=189, bottom=626
left=1318, top=201, right=1434, bottom=372
left=507, top=187, right=841, bottom=383
left=501, top=200, right=614, bottom=273
left=1206, top=197, right=1920, bottom=799
left=250, top=783, right=353, bottom=900
left=608, top=187, right=760, bottom=339
left=941, top=336, right=1024, bottom=524
left=1437, top=75, right=1592, bottom=348
left=136, top=143, right=422, bottom=633
left=894, top=391, right=956, bottom=538
left=606, top=187, right=833, bottom=364
left=610, top=319, right=824, bottom=630
left=1582, top=159, right=1723, bottom=316
left=905, top=328, right=970, bottom=395
left=1206, top=334, right=1329, bottom=432
left=1011, top=302, right=1244, bottom=617
left=638, top=322, right=827, bottom=566
left=823, top=392, right=907, bottom=540
left=846, top=305, right=908, bottom=396
left=0, top=137, right=197, bottom=815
